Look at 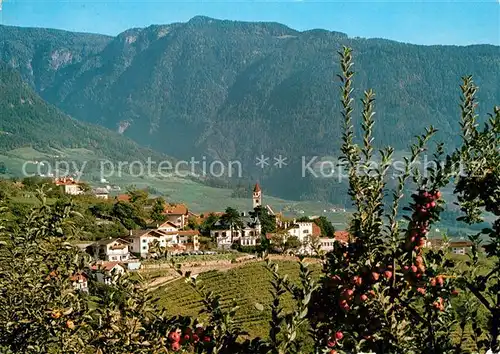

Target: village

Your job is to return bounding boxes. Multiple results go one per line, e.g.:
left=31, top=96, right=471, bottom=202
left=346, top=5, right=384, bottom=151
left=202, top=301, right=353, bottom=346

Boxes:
left=52, top=176, right=475, bottom=293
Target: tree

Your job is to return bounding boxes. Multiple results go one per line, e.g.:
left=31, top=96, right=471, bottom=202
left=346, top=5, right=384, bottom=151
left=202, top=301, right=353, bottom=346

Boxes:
left=126, top=187, right=148, bottom=205
left=284, top=235, right=301, bottom=253
left=112, top=201, right=146, bottom=230
left=200, top=213, right=220, bottom=236
left=452, top=78, right=499, bottom=350
left=221, top=207, right=244, bottom=243
left=250, top=206, right=276, bottom=235
left=0, top=162, right=6, bottom=175
left=187, top=216, right=199, bottom=230
left=307, top=47, right=498, bottom=354
left=150, top=198, right=166, bottom=226
left=313, top=216, right=335, bottom=237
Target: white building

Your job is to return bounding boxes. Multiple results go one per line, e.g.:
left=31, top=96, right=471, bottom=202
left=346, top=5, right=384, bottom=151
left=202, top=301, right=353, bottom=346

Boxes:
left=287, top=221, right=314, bottom=243
left=128, top=228, right=200, bottom=258
left=93, top=187, right=110, bottom=200
left=91, top=238, right=131, bottom=261
left=91, top=262, right=126, bottom=285
left=212, top=213, right=262, bottom=249
left=54, top=177, right=83, bottom=195
left=70, top=273, right=88, bottom=292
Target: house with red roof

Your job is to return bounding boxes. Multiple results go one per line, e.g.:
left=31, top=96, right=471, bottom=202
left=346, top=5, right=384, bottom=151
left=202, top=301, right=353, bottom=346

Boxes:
left=70, top=273, right=88, bottom=292
left=54, top=177, right=83, bottom=195
left=127, top=227, right=200, bottom=258
left=163, top=203, right=189, bottom=228
left=90, top=262, right=126, bottom=285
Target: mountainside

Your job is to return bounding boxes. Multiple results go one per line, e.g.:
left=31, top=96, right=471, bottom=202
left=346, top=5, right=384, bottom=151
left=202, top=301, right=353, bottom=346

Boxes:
left=0, top=62, right=168, bottom=163
left=1, top=17, right=499, bottom=202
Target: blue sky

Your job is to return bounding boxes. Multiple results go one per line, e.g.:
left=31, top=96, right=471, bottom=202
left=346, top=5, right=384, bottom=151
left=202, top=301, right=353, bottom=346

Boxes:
left=1, top=0, right=499, bottom=45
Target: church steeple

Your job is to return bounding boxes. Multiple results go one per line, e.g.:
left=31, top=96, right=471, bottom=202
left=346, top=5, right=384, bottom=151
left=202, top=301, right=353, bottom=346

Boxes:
left=252, top=183, right=262, bottom=209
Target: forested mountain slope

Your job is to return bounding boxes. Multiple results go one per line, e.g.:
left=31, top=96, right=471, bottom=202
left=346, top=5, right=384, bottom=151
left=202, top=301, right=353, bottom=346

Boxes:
left=0, top=62, right=168, bottom=162
left=1, top=17, right=499, bottom=201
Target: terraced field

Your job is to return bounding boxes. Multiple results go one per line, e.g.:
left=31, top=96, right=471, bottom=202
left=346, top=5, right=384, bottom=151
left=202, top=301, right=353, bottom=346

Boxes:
left=153, top=260, right=322, bottom=337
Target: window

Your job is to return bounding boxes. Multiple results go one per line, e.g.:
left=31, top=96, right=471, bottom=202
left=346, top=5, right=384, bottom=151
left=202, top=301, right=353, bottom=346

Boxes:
left=303, top=230, right=308, bottom=234
left=142, top=239, right=147, bottom=243
left=142, top=246, right=147, bottom=250
left=214, top=232, right=219, bottom=237
left=222, top=232, right=226, bottom=237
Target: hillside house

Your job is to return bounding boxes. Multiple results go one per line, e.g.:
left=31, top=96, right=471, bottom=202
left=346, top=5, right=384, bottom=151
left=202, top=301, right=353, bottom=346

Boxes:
left=93, top=187, right=110, bottom=199
left=127, top=228, right=199, bottom=258
left=425, top=238, right=474, bottom=255
left=163, top=204, right=189, bottom=228
left=449, top=241, right=473, bottom=255
left=287, top=220, right=315, bottom=243
left=54, top=177, right=83, bottom=195
left=91, top=262, right=126, bottom=285
left=91, top=238, right=131, bottom=261
left=70, top=273, right=88, bottom=292
left=212, top=213, right=262, bottom=249
left=157, top=220, right=179, bottom=232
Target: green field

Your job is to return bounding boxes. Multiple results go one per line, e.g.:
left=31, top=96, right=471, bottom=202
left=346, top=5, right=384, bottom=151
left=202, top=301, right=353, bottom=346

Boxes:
left=153, top=260, right=322, bottom=338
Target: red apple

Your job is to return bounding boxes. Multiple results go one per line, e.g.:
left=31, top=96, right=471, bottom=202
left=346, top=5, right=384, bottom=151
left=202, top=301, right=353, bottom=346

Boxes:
left=169, top=331, right=181, bottom=343
left=335, top=331, right=344, bottom=340
left=384, top=270, right=393, bottom=280
left=171, top=342, right=181, bottom=351
left=371, top=272, right=380, bottom=281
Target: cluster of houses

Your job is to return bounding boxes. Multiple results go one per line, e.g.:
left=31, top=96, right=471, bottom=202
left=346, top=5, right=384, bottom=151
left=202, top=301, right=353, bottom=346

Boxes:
left=58, top=178, right=475, bottom=292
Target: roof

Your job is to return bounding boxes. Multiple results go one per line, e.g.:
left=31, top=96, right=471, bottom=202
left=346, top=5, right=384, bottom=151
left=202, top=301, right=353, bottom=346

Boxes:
left=159, top=230, right=200, bottom=236
left=70, top=273, right=88, bottom=282
left=253, top=183, right=261, bottom=193
left=334, top=231, right=350, bottom=244
left=129, top=229, right=154, bottom=238
left=116, top=194, right=131, bottom=202
left=163, top=204, right=188, bottom=215
left=90, top=262, right=124, bottom=272
left=449, top=241, right=473, bottom=247
left=93, top=188, right=109, bottom=195
left=54, top=177, right=80, bottom=186
left=95, top=238, right=130, bottom=246
left=158, top=221, right=179, bottom=229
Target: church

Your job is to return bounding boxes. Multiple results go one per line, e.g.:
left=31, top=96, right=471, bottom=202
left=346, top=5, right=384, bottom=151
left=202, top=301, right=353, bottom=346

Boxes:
left=211, top=183, right=265, bottom=249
